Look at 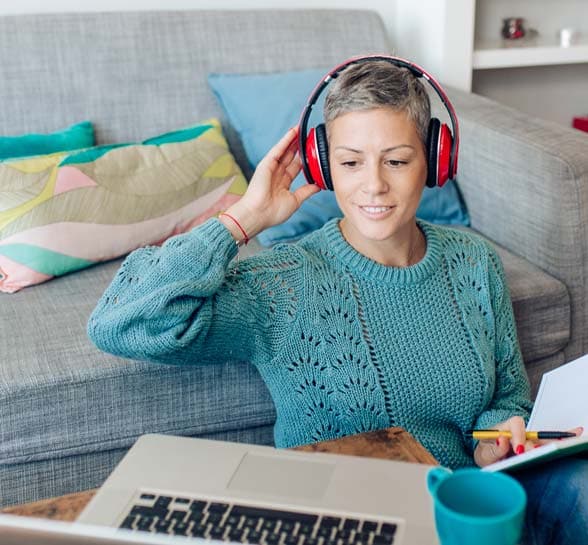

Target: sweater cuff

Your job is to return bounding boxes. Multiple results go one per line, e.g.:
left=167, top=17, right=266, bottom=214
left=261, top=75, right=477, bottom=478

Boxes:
left=189, top=217, right=240, bottom=263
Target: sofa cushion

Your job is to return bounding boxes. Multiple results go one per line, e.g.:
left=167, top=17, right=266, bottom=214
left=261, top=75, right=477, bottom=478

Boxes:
left=0, top=119, right=247, bottom=293
left=0, top=253, right=276, bottom=468
left=0, top=121, right=94, bottom=160
left=0, top=231, right=567, bottom=467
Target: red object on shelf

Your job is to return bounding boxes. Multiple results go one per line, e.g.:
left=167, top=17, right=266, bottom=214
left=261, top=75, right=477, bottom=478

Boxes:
left=573, top=116, right=588, bottom=132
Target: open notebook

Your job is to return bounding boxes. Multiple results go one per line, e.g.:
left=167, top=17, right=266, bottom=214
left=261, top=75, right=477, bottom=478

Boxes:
left=484, top=354, right=588, bottom=472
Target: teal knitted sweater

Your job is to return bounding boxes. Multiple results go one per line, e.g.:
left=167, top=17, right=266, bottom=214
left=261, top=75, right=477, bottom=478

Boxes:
left=88, top=218, right=532, bottom=468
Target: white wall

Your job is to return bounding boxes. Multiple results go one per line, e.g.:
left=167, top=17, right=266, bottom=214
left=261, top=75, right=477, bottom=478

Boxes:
left=393, top=0, right=475, bottom=88
left=393, top=1, right=446, bottom=77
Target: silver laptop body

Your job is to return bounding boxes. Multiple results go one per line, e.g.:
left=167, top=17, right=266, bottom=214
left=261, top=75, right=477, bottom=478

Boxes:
left=77, top=434, right=438, bottom=545
left=0, top=514, right=203, bottom=545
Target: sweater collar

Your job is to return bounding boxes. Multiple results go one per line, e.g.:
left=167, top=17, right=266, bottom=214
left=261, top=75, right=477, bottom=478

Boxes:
left=322, top=218, right=442, bottom=284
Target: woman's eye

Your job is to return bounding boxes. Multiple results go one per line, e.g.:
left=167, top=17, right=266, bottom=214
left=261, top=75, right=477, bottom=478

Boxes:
left=387, top=159, right=407, bottom=167
left=341, top=161, right=358, bottom=168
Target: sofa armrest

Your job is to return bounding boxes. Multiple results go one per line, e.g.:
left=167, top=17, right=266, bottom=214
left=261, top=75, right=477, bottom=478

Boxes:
left=446, top=86, right=588, bottom=363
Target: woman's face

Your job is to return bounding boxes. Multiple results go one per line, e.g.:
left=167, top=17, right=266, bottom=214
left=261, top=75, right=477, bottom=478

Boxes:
left=329, top=107, right=427, bottom=259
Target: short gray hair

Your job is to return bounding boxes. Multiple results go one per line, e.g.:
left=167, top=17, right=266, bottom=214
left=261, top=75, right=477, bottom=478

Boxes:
left=324, top=60, right=431, bottom=146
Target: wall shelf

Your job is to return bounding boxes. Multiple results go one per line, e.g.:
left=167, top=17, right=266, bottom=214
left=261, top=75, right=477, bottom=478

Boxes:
left=473, top=40, right=588, bottom=70
left=393, top=0, right=588, bottom=125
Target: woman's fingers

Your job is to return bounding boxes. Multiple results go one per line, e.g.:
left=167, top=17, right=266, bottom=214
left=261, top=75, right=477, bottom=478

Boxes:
left=292, top=182, right=320, bottom=205
left=284, top=153, right=302, bottom=181
left=262, top=127, right=299, bottom=171
left=482, top=416, right=527, bottom=459
left=474, top=436, right=509, bottom=467
left=275, top=140, right=299, bottom=176
left=494, top=436, right=511, bottom=458
left=505, top=416, right=527, bottom=455
left=526, top=426, right=583, bottom=452
left=248, top=128, right=299, bottom=194
left=473, top=415, right=578, bottom=466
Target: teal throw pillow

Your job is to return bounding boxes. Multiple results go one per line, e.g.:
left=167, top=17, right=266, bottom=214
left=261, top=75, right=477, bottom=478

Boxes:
left=208, top=69, right=469, bottom=246
left=0, top=121, right=94, bottom=160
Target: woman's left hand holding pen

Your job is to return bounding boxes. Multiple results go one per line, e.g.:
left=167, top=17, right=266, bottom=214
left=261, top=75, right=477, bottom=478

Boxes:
left=473, top=416, right=583, bottom=468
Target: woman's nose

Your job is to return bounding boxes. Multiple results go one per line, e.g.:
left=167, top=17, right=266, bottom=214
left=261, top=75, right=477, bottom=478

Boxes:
left=361, top=163, right=389, bottom=194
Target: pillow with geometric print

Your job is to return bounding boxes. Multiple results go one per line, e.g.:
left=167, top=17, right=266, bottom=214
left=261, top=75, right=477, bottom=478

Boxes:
left=0, top=118, right=247, bottom=293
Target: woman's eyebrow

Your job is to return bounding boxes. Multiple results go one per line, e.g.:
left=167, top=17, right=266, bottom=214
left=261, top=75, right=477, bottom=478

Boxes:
left=381, top=145, right=415, bottom=152
left=333, top=145, right=415, bottom=153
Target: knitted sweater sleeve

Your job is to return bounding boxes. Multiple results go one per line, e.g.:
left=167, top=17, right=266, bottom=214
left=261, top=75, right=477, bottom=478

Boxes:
left=474, top=244, right=533, bottom=431
left=87, top=218, right=302, bottom=365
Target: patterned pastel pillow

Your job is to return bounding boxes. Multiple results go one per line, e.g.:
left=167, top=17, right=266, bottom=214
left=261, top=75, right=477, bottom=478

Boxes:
left=0, top=119, right=247, bottom=293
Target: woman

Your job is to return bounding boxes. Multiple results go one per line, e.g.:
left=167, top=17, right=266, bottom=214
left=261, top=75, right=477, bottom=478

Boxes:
left=88, top=60, right=586, bottom=544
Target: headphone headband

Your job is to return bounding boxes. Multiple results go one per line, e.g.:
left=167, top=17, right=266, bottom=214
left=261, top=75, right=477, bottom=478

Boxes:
left=298, top=54, right=460, bottom=186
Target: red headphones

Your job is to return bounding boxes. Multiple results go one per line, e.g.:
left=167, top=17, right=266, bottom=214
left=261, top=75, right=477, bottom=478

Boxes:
left=298, top=55, right=460, bottom=191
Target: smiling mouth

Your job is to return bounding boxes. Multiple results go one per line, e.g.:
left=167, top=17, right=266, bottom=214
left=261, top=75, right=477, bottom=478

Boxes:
left=359, top=205, right=394, bottom=214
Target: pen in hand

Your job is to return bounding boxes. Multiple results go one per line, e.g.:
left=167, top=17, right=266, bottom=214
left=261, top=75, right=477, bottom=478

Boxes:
left=466, top=430, right=578, bottom=440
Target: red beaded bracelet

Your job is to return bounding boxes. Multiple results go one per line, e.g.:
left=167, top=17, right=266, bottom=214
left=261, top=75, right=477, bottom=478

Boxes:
left=219, top=212, right=249, bottom=246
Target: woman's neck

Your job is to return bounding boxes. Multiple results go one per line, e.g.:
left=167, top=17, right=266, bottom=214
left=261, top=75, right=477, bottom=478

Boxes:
left=339, top=219, right=426, bottom=268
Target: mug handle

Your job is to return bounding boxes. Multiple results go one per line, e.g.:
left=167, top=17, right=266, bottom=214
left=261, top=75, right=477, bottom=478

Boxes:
left=427, top=467, right=452, bottom=495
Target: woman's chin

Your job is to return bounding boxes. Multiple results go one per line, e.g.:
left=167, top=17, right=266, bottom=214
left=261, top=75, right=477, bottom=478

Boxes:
left=343, top=217, right=401, bottom=242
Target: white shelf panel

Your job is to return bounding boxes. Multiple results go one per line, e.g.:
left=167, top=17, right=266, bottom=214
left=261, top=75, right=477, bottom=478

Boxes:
left=473, top=40, right=588, bottom=69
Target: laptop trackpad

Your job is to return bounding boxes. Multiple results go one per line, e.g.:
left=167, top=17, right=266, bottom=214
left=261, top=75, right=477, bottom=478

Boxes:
left=227, top=452, right=335, bottom=500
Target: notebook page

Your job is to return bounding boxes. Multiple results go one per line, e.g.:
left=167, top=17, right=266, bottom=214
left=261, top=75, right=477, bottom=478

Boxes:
left=528, top=353, right=588, bottom=434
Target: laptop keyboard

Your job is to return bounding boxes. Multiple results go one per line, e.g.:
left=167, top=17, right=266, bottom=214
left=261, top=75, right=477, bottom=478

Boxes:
left=119, top=493, right=398, bottom=544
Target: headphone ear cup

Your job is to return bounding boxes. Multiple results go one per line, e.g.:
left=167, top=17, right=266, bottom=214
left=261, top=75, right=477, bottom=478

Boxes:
left=436, top=123, right=452, bottom=187
left=315, top=124, right=333, bottom=191
left=426, top=118, right=453, bottom=188
left=305, top=127, right=327, bottom=190
left=426, top=118, right=441, bottom=188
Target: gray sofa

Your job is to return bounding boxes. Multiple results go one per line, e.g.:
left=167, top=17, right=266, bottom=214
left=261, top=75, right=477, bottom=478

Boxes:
left=1, top=9, right=587, bottom=508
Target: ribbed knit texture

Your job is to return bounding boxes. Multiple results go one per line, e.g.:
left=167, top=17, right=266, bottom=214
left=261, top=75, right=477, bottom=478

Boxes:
left=88, top=218, right=533, bottom=469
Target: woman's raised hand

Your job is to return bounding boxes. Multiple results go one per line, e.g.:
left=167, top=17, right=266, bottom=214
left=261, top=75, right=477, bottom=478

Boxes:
left=219, top=127, right=320, bottom=243
left=473, top=415, right=583, bottom=467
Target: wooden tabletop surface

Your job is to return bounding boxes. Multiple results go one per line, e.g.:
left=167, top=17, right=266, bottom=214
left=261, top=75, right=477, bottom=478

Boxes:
left=2, top=427, right=437, bottom=521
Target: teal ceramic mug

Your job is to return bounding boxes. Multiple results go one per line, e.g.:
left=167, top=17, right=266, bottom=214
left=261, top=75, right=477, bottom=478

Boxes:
left=427, top=467, right=527, bottom=545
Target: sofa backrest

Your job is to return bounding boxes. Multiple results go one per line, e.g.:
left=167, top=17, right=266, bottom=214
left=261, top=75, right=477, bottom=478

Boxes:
left=0, top=9, right=390, bottom=169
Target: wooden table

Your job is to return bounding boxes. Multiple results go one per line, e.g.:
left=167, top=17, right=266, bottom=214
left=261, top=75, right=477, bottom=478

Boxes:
left=2, top=427, right=437, bottom=522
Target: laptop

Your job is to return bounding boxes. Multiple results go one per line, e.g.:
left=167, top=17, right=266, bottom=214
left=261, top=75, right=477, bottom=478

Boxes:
left=1, top=434, right=438, bottom=545
left=0, top=514, right=198, bottom=545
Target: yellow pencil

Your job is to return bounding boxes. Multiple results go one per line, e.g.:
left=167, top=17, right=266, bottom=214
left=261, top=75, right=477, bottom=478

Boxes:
left=466, top=430, right=576, bottom=440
